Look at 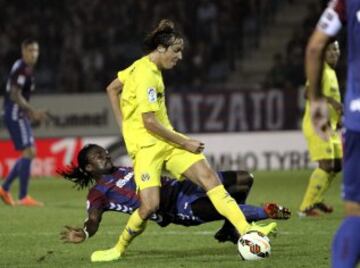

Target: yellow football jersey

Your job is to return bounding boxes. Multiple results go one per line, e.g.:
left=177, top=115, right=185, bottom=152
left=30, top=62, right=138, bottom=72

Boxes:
left=118, top=56, right=173, bottom=155
left=303, top=62, right=341, bottom=132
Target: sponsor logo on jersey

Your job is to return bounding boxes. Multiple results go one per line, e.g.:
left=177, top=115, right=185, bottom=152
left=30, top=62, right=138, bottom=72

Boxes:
left=325, top=10, right=334, bottom=21
left=147, top=87, right=157, bottom=103
left=116, top=171, right=133, bottom=188
left=319, top=22, right=329, bottom=30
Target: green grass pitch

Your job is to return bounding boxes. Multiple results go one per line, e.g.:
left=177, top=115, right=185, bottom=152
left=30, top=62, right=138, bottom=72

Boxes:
left=0, top=170, right=344, bottom=268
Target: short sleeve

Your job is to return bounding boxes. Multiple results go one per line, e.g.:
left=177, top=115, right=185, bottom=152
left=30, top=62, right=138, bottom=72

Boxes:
left=117, top=65, right=133, bottom=84
left=10, top=68, right=26, bottom=89
left=316, top=0, right=345, bottom=36
left=135, top=69, right=160, bottom=113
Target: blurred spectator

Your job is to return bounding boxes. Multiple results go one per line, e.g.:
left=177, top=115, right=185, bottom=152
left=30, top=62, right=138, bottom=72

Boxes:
left=263, top=53, right=288, bottom=89
left=0, top=0, right=284, bottom=93
left=285, top=45, right=305, bottom=89
left=263, top=1, right=348, bottom=91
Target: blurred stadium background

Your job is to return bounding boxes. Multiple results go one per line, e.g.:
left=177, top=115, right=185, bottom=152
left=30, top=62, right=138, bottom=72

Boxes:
left=0, top=0, right=346, bottom=267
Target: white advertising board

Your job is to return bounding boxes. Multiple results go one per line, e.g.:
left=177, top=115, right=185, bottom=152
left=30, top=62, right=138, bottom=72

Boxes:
left=191, top=131, right=315, bottom=171
left=104, top=131, right=316, bottom=171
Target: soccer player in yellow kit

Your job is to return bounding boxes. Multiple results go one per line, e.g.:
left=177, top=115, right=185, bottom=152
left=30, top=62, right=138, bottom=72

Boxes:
left=92, top=19, right=277, bottom=262
left=299, top=40, right=343, bottom=217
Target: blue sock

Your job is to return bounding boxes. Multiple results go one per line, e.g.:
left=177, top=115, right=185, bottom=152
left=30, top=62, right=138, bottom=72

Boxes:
left=2, top=159, right=22, bottom=191
left=332, top=216, right=360, bottom=268
left=239, top=204, right=268, bottom=221
left=18, top=158, right=32, bottom=199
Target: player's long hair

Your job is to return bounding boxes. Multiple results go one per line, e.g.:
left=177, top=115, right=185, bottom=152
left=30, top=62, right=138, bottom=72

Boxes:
left=143, top=19, right=182, bottom=52
left=57, top=144, right=97, bottom=190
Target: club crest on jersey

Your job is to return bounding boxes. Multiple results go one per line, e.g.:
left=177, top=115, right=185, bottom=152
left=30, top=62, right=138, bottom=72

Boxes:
left=147, top=87, right=157, bottom=103
left=141, top=173, right=150, bottom=182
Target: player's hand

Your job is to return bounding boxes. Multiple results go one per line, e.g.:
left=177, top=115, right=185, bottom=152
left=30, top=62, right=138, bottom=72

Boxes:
left=29, top=109, right=49, bottom=123
left=182, top=139, right=205, bottom=154
left=310, top=98, right=332, bottom=141
left=60, top=225, right=86, bottom=244
left=332, top=102, right=343, bottom=116
left=326, top=96, right=343, bottom=116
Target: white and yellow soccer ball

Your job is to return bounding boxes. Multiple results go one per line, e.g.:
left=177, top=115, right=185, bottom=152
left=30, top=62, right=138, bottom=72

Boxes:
left=237, top=231, right=271, bottom=261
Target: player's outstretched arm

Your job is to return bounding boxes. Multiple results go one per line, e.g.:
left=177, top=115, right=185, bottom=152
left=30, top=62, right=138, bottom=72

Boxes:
left=106, top=78, right=123, bottom=130
left=305, top=30, right=333, bottom=141
left=60, top=208, right=103, bottom=244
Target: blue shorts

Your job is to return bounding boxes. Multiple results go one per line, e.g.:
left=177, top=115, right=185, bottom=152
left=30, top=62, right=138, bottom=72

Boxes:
left=173, top=172, right=226, bottom=226
left=4, top=116, right=34, bottom=151
left=342, top=129, right=360, bottom=203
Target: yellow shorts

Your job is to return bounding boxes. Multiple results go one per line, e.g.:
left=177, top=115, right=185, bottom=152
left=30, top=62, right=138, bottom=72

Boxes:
left=132, top=141, right=205, bottom=190
left=304, top=131, right=343, bottom=161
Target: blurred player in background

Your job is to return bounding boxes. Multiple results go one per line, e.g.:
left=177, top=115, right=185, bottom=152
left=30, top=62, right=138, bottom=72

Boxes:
left=0, top=39, right=47, bottom=207
left=305, top=0, right=360, bottom=267
left=299, top=40, right=342, bottom=217
left=102, top=19, right=276, bottom=262
left=59, top=144, right=289, bottom=250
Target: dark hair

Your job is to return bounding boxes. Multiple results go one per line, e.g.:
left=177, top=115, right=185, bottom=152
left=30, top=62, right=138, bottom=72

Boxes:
left=21, top=38, right=38, bottom=48
left=57, top=144, right=98, bottom=190
left=143, top=19, right=182, bottom=53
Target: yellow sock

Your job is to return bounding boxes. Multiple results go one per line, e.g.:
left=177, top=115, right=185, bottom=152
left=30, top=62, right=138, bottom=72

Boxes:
left=207, top=184, right=250, bottom=235
left=115, top=209, right=147, bottom=253
left=314, top=172, right=336, bottom=204
left=299, top=168, right=329, bottom=211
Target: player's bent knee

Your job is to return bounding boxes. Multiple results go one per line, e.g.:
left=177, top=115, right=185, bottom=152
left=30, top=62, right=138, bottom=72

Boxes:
left=197, top=168, right=219, bottom=185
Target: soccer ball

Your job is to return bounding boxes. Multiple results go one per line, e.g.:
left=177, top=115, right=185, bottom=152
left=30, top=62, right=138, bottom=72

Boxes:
left=237, top=231, right=271, bottom=261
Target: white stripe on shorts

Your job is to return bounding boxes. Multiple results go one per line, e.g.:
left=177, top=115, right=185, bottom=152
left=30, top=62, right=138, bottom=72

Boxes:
left=19, top=118, right=29, bottom=146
